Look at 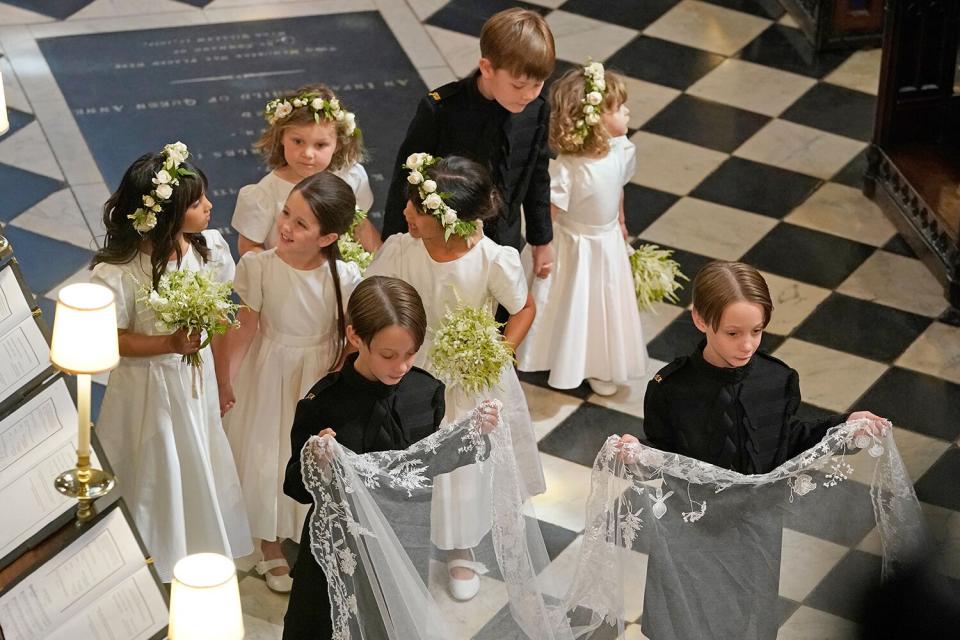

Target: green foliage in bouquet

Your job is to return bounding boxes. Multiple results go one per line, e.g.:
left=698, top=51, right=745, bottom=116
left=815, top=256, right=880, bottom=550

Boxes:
left=139, top=268, right=240, bottom=367
left=629, top=243, right=688, bottom=311
left=428, top=300, right=514, bottom=396
left=338, top=207, right=374, bottom=272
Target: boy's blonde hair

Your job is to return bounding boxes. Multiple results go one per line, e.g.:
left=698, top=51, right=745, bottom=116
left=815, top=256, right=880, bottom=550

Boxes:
left=480, top=8, right=555, bottom=81
left=692, top=261, right=773, bottom=331
left=253, top=83, right=365, bottom=172
left=549, top=68, right=628, bottom=156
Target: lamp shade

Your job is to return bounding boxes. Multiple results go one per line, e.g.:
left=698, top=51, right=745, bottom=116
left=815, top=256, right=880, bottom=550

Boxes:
left=169, top=553, right=245, bottom=640
left=0, top=68, right=8, bottom=136
left=49, top=283, right=120, bottom=374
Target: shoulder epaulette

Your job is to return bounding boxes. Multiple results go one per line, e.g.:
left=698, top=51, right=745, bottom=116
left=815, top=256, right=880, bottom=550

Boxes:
left=755, top=350, right=792, bottom=370
left=303, top=371, right=340, bottom=400
left=428, top=80, right=462, bottom=103
left=652, top=357, right=688, bottom=384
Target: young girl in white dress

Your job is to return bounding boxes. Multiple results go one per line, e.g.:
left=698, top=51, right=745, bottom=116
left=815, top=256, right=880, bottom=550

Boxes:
left=517, top=62, right=647, bottom=396
left=364, top=155, right=544, bottom=601
left=90, top=144, right=252, bottom=582
left=231, top=83, right=379, bottom=256
left=218, top=172, right=362, bottom=592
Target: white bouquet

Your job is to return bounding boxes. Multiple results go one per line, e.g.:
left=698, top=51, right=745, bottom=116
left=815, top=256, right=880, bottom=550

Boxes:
left=428, top=300, right=514, bottom=396
left=139, top=268, right=240, bottom=367
left=629, top=243, right=688, bottom=311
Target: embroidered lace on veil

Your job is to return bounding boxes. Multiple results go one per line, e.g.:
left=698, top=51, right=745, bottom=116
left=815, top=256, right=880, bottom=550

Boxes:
left=562, top=420, right=930, bottom=640
left=301, top=401, right=574, bottom=639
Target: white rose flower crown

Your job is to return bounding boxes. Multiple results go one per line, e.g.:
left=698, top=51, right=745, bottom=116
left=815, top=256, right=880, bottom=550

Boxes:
left=402, top=153, right=478, bottom=241
left=263, top=92, right=359, bottom=137
left=574, top=60, right=608, bottom=145
left=128, top=141, right=195, bottom=234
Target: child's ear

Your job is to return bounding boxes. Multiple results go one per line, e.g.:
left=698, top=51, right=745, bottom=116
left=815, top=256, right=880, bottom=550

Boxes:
left=691, top=308, right=709, bottom=334
left=345, top=325, right=363, bottom=350
left=317, top=231, right=339, bottom=249
left=478, top=57, right=495, bottom=78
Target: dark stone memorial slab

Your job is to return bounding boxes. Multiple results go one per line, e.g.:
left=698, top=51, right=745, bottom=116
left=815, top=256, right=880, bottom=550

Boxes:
left=37, top=12, right=427, bottom=247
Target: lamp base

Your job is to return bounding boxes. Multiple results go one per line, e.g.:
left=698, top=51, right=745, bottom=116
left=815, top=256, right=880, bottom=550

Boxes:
left=54, top=464, right=115, bottom=522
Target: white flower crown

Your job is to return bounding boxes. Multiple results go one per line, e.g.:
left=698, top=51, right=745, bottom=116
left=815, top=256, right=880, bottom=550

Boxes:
left=128, top=141, right=195, bottom=234
left=403, top=153, right=477, bottom=241
left=573, top=60, right=607, bottom=144
left=264, top=92, right=359, bottom=136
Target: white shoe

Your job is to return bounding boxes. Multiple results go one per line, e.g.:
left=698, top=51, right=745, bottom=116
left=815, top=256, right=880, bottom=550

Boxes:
left=256, top=557, right=293, bottom=593
left=587, top=378, right=618, bottom=396
left=447, top=557, right=488, bottom=602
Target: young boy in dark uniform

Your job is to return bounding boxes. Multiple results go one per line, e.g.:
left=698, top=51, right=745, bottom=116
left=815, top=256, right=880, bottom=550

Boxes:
left=380, top=8, right=557, bottom=280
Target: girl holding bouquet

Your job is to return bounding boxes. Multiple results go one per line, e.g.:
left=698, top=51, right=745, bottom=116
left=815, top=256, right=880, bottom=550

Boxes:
left=364, top=154, right=543, bottom=601
left=218, top=172, right=361, bottom=593
left=516, top=61, right=648, bottom=396
left=232, top=83, right=379, bottom=256
left=90, top=143, right=252, bottom=582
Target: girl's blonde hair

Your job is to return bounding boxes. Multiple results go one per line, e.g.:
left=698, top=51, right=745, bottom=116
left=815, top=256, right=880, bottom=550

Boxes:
left=548, top=68, right=627, bottom=156
left=253, top=83, right=365, bottom=172
left=692, top=261, right=773, bottom=331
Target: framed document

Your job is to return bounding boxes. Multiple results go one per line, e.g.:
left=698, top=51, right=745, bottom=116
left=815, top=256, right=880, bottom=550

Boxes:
left=0, top=263, right=53, bottom=414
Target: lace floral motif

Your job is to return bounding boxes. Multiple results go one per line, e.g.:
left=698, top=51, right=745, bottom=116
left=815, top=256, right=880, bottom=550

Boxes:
left=561, top=419, right=928, bottom=637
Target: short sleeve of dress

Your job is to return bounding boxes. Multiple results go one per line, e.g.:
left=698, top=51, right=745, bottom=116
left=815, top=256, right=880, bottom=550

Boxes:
left=616, top=136, right=637, bottom=187
left=90, top=262, right=135, bottom=330
left=336, top=163, right=375, bottom=212
left=488, top=245, right=528, bottom=315
left=337, top=260, right=363, bottom=311
left=364, top=234, right=404, bottom=279
left=231, top=182, right=275, bottom=244
left=202, top=229, right=237, bottom=284
left=548, top=156, right=572, bottom=212
left=234, top=251, right=264, bottom=311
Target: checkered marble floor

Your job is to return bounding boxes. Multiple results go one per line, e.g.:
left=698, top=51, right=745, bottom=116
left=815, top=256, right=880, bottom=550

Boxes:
left=1, top=0, right=958, bottom=638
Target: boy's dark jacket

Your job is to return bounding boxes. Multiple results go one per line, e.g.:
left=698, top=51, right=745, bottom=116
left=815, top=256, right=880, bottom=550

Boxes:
left=643, top=342, right=849, bottom=475
left=381, top=71, right=553, bottom=252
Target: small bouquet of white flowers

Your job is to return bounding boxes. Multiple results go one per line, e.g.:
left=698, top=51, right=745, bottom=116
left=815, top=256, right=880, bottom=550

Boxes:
left=337, top=207, right=373, bottom=272
left=629, top=243, right=688, bottom=311
left=140, top=268, right=240, bottom=368
left=428, top=300, right=514, bottom=396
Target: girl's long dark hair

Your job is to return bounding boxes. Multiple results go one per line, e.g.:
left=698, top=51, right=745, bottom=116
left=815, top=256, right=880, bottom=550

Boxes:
left=292, top=171, right=357, bottom=370
left=406, top=155, right=502, bottom=223
left=91, top=152, right=210, bottom=289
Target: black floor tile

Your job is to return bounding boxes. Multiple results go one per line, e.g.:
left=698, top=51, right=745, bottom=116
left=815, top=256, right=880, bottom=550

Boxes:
left=0, top=108, right=34, bottom=141
left=738, top=25, right=851, bottom=78
left=623, top=184, right=680, bottom=236
left=606, top=36, right=725, bottom=91
left=646, top=313, right=700, bottom=362
left=783, top=476, right=877, bottom=546
left=915, top=446, right=960, bottom=512
left=645, top=313, right=783, bottom=363
left=629, top=241, right=712, bottom=308
left=517, top=370, right=593, bottom=399
left=558, top=0, right=678, bottom=30
left=831, top=149, right=870, bottom=189
left=537, top=518, right=580, bottom=561
left=1, top=226, right=93, bottom=294
left=855, top=367, right=960, bottom=441
left=741, top=223, right=875, bottom=289
left=538, top=403, right=643, bottom=467
left=425, top=0, right=549, bottom=37
left=2, top=0, right=96, bottom=19
left=690, top=156, right=822, bottom=218
left=0, top=163, right=64, bottom=223
left=778, top=597, right=801, bottom=626
left=804, top=550, right=882, bottom=622
left=793, top=293, right=932, bottom=363
left=781, top=83, right=877, bottom=142
left=641, top=94, right=770, bottom=153
left=702, top=0, right=785, bottom=18
left=881, top=235, right=917, bottom=259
